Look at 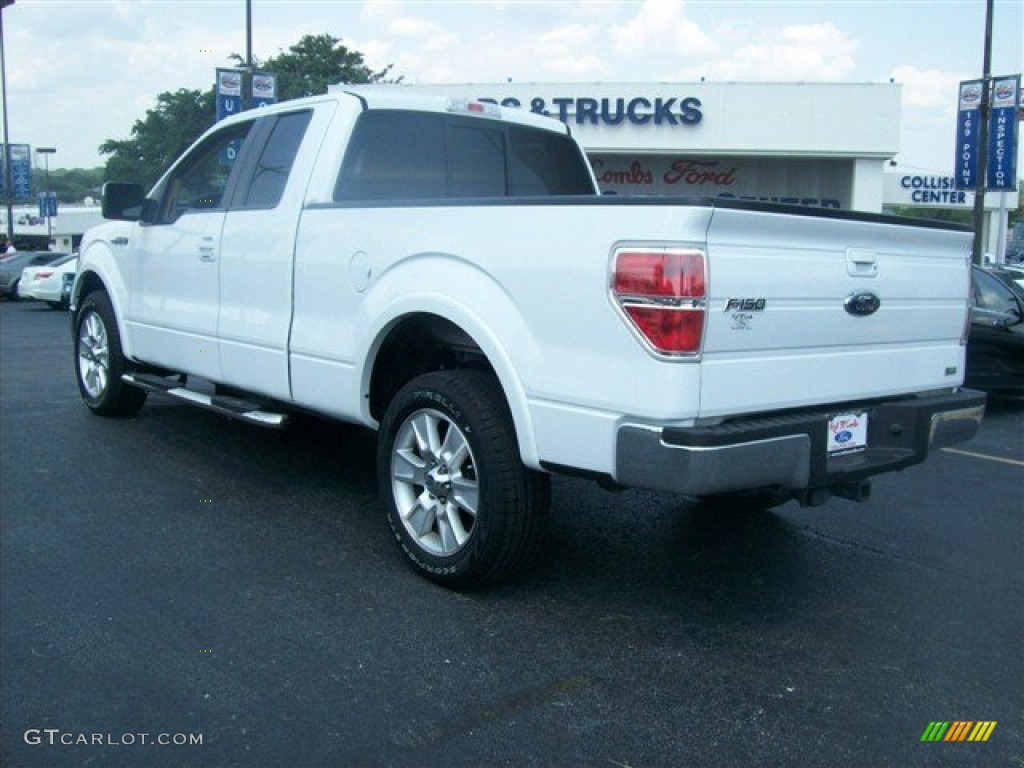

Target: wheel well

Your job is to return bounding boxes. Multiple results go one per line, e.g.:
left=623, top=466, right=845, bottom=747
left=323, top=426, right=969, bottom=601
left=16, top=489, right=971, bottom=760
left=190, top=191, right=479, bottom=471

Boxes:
left=75, top=271, right=107, bottom=305
left=369, top=314, right=493, bottom=422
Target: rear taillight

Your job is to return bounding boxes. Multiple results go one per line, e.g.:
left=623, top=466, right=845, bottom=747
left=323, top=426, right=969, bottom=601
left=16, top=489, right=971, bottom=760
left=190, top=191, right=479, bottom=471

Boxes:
left=611, top=247, right=707, bottom=356
left=35, top=271, right=54, bottom=280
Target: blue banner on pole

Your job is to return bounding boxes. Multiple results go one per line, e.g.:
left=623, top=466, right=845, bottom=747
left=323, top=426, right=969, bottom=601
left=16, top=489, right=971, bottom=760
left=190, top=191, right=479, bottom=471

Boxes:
left=216, top=68, right=244, bottom=122
left=216, top=68, right=244, bottom=165
left=1, top=144, right=33, bottom=200
left=251, top=71, right=277, bottom=109
left=36, top=193, right=56, bottom=218
left=954, top=80, right=983, bottom=190
left=986, top=75, right=1020, bottom=190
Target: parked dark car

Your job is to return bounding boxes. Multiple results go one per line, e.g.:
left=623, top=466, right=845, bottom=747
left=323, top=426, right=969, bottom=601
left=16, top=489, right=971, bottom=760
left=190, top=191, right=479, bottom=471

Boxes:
left=0, top=251, right=68, bottom=300
left=966, top=265, right=1024, bottom=396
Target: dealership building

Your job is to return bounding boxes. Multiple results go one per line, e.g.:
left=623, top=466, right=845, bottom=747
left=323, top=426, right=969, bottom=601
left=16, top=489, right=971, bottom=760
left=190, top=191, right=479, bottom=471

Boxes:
left=6, top=81, right=1016, bottom=256
left=402, top=81, right=1017, bottom=258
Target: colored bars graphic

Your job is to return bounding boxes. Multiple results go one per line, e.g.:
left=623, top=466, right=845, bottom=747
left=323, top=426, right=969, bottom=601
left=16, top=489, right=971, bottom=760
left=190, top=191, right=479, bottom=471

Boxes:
left=921, top=721, right=997, bottom=742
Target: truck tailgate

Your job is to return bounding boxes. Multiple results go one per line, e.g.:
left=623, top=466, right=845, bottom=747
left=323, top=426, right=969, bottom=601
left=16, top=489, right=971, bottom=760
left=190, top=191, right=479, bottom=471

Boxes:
left=700, top=206, right=971, bottom=419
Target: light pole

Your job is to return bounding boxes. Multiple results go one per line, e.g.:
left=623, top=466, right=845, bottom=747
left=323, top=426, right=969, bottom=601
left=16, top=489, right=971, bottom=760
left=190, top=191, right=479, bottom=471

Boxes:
left=970, top=0, right=994, bottom=266
left=35, top=146, right=55, bottom=243
left=1, top=1, right=16, bottom=243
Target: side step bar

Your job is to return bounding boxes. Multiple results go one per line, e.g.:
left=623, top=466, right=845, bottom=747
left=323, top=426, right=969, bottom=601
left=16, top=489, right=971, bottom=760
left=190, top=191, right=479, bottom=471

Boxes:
left=122, top=373, right=289, bottom=429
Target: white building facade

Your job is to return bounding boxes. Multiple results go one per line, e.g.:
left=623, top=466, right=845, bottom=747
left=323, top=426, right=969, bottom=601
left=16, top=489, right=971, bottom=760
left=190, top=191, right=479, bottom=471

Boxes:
left=401, top=82, right=902, bottom=212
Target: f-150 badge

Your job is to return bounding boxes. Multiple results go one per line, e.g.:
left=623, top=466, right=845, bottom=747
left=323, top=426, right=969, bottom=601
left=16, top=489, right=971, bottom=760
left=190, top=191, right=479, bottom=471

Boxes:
left=726, top=298, right=765, bottom=331
left=725, top=298, right=766, bottom=312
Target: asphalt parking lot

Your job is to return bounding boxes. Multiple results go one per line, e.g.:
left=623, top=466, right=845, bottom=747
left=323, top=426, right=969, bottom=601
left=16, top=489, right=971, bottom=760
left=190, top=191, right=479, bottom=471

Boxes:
left=1, top=299, right=1022, bottom=767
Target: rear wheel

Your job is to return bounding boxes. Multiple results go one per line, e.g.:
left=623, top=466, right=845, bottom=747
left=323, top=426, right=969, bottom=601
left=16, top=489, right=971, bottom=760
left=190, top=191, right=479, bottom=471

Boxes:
left=377, top=370, right=549, bottom=588
left=74, top=291, right=147, bottom=417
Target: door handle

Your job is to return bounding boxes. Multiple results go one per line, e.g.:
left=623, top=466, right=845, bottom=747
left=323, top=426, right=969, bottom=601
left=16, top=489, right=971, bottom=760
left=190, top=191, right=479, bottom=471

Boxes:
left=199, top=238, right=216, bottom=262
left=846, top=248, right=878, bottom=277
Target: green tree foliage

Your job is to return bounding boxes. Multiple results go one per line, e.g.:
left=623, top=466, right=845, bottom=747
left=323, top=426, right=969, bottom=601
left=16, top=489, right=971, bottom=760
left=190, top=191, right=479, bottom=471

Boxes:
left=236, top=33, right=398, bottom=101
left=100, top=89, right=215, bottom=190
left=34, top=167, right=105, bottom=203
left=100, top=35, right=396, bottom=190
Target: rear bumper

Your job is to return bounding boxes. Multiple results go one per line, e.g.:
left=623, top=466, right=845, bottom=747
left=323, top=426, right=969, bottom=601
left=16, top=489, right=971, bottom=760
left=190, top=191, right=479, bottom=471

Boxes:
left=615, top=389, right=987, bottom=497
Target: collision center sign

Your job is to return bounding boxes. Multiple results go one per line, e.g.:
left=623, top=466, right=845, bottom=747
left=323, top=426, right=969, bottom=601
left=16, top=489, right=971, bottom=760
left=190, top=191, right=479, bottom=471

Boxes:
left=884, top=173, right=973, bottom=209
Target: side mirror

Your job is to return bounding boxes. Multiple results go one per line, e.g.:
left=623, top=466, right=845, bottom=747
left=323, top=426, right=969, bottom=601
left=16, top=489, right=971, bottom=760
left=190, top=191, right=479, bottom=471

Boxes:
left=101, top=182, right=147, bottom=221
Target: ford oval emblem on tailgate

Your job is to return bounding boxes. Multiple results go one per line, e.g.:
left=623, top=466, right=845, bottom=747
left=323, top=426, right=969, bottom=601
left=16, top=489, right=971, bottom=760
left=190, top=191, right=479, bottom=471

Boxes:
left=844, top=291, right=881, bottom=317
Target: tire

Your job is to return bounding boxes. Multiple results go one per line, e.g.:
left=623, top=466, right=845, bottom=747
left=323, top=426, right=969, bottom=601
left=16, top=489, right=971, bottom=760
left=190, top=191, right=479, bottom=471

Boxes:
left=74, top=290, right=147, bottom=417
left=377, top=370, right=550, bottom=589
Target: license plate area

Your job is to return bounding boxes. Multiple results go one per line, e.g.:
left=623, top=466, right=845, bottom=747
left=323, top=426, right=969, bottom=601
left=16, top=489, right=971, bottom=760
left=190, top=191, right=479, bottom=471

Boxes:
left=827, top=411, right=868, bottom=456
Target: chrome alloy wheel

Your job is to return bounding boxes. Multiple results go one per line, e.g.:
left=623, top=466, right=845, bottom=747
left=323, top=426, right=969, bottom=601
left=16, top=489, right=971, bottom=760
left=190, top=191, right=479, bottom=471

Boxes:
left=390, top=408, right=480, bottom=557
left=77, top=310, right=111, bottom=400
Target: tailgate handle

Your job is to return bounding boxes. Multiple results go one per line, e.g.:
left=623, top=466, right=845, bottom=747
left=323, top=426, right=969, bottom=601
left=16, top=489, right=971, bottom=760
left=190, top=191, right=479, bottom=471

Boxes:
left=846, top=248, right=878, bottom=277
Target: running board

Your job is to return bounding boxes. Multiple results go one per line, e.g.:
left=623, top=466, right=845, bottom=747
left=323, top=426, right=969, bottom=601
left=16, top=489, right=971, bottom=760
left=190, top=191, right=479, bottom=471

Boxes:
left=122, top=373, right=289, bottom=429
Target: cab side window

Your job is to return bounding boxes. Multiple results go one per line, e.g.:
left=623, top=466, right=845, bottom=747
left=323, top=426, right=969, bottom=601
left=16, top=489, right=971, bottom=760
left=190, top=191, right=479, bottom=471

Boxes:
left=973, top=269, right=1017, bottom=315
left=238, top=111, right=313, bottom=209
left=153, top=122, right=253, bottom=224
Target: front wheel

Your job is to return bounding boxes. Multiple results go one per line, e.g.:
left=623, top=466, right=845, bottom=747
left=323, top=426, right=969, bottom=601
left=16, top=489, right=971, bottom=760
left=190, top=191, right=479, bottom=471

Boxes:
left=74, top=291, right=147, bottom=417
left=377, top=370, right=549, bottom=589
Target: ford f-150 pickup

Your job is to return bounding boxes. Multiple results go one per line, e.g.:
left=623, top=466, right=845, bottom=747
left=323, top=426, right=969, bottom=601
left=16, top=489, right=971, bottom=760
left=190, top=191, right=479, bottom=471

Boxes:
left=72, top=87, right=986, bottom=587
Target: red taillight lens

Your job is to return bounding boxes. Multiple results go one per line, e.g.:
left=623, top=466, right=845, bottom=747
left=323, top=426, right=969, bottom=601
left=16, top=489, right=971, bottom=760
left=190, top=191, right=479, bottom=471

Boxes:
left=613, top=248, right=706, bottom=356
left=622, top=305, right=705, bottom=354
left=35, top=271, right=54, bottom=280
left=614, top=251, right=705, bottom=298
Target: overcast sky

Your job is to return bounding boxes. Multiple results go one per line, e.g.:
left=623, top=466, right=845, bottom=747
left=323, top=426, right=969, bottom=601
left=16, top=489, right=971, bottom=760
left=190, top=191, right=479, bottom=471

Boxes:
left=2, top=0, right=1022, bottom=173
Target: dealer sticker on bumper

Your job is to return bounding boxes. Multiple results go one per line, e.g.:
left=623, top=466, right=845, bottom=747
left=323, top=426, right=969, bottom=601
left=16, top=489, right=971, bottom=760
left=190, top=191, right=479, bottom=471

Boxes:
left=828, top=411, right=868, bottom=456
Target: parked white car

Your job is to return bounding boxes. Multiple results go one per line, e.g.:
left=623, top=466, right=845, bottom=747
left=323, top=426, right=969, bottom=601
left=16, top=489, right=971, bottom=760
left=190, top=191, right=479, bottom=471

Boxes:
left=19, top=253, right=78, bottom=309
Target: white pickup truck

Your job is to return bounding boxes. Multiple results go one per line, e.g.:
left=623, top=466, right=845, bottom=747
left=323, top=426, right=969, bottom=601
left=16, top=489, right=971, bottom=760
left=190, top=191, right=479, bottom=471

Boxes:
left=72, top=88, right=985, bottom=587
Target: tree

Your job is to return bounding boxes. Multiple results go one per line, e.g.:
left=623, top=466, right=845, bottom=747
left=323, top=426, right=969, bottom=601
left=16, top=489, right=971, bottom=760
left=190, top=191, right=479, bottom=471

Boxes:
left=33, top=167, right=105, bottom=204
left=236, top=33, right=398, bottom=101
left=101, top=34, right=396, bottom=190
left=100, top=89, right=215, bottom=189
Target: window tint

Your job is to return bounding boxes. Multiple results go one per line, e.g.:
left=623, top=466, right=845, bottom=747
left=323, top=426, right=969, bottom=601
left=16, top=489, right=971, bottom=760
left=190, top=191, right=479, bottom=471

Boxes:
left=508, top=125, right=594, bottom=196
left=241, top=111, right=312, bottom=208
left=334, top=110, right=594, bottom=202
left=446, top=124, right=506, bottom=197
left=335, top=112, right=445, bottom=200
left=155, top=122, right=253, bottom=223
left=973, top=269, right=1017, bottom=314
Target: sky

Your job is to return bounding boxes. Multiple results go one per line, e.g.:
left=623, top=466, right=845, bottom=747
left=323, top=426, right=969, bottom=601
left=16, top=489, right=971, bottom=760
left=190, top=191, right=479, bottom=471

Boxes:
left=1, top=0, right=1022, bottom=174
